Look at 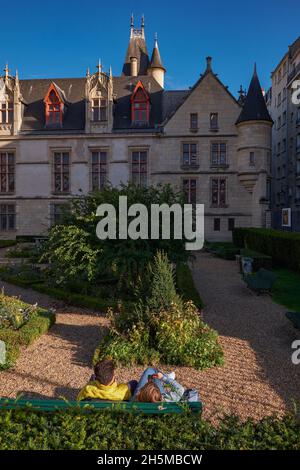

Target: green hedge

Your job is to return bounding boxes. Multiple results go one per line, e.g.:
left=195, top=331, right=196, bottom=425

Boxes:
left=176, top=264, right=204, bottom=309
left=0, top=308, right=56, bottom=369
left=233, top=228, right=300, bottom=272
left=0, top=240, right=17, bottom=249
left=0, top=409, right=299, bottom=450
left=31, top=284, right=133, bottom=312
left=0, top=271, right=133, bottom=312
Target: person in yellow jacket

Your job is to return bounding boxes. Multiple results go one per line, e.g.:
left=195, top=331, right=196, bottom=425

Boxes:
left=77, top=358, right=137, bottom=401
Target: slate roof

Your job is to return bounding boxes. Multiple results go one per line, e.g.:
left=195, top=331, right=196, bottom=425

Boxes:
left=113, top=76, right=163, bottom=130
left=19, top=75, right=164, bottom=133
left=236, top=67, right=272, bottom=124
left=20, top=78, right=86, bottom=132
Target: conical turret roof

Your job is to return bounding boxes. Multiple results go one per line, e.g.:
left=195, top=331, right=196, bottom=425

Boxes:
left=236, top=65, right=272, bottom=124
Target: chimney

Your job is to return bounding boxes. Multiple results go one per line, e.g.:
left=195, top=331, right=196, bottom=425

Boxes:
left=130, top=57, right=138, bottom=77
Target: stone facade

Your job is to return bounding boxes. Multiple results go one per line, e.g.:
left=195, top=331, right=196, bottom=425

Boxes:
left=266, top=36, right=300, bottom=231
left=0, top=19, right=272, bottom=242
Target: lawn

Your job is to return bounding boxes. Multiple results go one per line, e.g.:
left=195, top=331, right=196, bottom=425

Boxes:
left=272, top=269, right=300, bottom=312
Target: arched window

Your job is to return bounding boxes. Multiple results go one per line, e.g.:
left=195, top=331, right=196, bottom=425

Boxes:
left=44, top=84, right=63, bottom=126
left=131, top=81, right=150, bottom=125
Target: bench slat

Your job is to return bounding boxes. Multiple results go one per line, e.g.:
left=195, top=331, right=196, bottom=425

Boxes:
left=0, top=398, right=202, bottom=414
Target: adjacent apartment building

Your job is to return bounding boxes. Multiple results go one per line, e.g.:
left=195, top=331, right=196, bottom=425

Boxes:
left=0, top=17, right=273, bottom=241
left=266, top=36, right=300, bottom=231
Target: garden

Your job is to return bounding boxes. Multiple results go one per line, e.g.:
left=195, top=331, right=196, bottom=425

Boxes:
left=0, top=185, right=300, bottom=450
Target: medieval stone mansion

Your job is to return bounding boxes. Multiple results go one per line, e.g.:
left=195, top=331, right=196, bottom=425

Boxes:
left=0, top=17, right=273, bottom=241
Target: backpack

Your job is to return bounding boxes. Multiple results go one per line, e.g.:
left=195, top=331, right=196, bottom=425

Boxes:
left=181, top=388, right=199, bottom=402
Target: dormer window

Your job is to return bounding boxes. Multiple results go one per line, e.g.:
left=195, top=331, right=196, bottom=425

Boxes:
left=92, top=98, right=107, bottom=121
left=131, top=81, right=150, bottom=125
left=44, top=83, right=64, bottom=127
left=0, top=100, right=13, bottom=124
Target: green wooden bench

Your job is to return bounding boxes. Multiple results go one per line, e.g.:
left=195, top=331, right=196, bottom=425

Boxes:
left=0, top=398, right=202, bottom=415
left=244, top=268, right=277, bottom=294
left=286, top=312, right=300, bottom=330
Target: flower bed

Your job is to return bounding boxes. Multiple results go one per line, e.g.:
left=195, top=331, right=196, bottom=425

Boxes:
left=0, top=293, right=56, bottom=369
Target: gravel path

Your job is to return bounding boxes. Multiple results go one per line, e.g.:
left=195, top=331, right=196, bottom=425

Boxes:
left=0, top=253, right=299, bottom=421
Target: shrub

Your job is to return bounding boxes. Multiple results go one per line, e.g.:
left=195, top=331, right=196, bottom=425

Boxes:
left=42, top=183, right=189, bottom=291
left=0, top=409, right=299, bottom=450
left=0, top=240, right=17, bottom=249
left=155, top=302, right=223, bottom=368
left=176, top=263, right=204, bottom=310
left=95, top=252, right=223, bottom=370
left=0, top=297, right=55, bottom=370
left=233, top=228, right=300, bottom=271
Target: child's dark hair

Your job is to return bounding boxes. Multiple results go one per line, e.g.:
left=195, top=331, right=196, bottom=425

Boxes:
left=94, top=359, right=115, bottom=385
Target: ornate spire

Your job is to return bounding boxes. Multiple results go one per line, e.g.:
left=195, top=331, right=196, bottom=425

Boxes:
left=4, top=63, right=9, bottom=79
left=150, top=34, right=165, bottom=71
left=86, top=67, right=90, bottom=78
left=96, top=58, right=102, bottom=75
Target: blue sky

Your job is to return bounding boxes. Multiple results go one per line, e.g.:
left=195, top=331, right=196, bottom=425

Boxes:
left=1, top=0, right=299, bottom=96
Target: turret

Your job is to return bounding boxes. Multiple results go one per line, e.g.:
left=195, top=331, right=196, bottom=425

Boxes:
left=148, top=34, right=166, bottom=88
left=236, top=64, right=273, bottom=226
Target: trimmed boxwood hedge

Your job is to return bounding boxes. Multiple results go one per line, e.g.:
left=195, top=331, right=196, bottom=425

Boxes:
left=233, top=228, right=300, bottom=272
left=176, top=263, right=204, bottom=310
left=0, top=307, right=56, bottom=369
left=0, top=240, right=17, bottom=249
left=0, top=409, right=299, bottom=450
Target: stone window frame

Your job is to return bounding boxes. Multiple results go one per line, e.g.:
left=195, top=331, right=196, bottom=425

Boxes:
left=89, top=146, right=110, bottom=191
left=210, top=176, right=228, bottom=208
left=129, top=146, right=150, bottom=188
left=181, top=176, right=198, bottom=204
left=0, top=202, right=16, bottom=231
left=91, top=98, right=108, bottom=122
left=181, top=141, right=199, bottom=168
left=50, top=148, right=71, bottom=195
left=0, top=149, right=15, bottom=194
left=210, top=141, right=228, bottom=167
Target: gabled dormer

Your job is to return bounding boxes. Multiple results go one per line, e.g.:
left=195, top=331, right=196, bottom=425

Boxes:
left=85, top=61, right=114, bottom=133
left=44, top=82, right=66, bottom=127
left=130, top=80, right=150, bottom=126
left=0, top=65, right=22, bottom=136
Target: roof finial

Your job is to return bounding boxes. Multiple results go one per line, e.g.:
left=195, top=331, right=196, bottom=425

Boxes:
left=205, top=56, right=212, bottom=73
left=141, top=14, right=145, bottom=28
left=4, top=63, right=9, bottom=79
left=96, top=58, right=102, bottom=75
left=154, top=32, right=158, bottom=45
left=15, top=69, right=19, bottom=81
left=254, top=62, right=257, bottom=75
left=131, top=13, right=134, bottom=28
left=109, top=65, right=112, bottom=79
left=86, top=67, right=90, bottom=78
